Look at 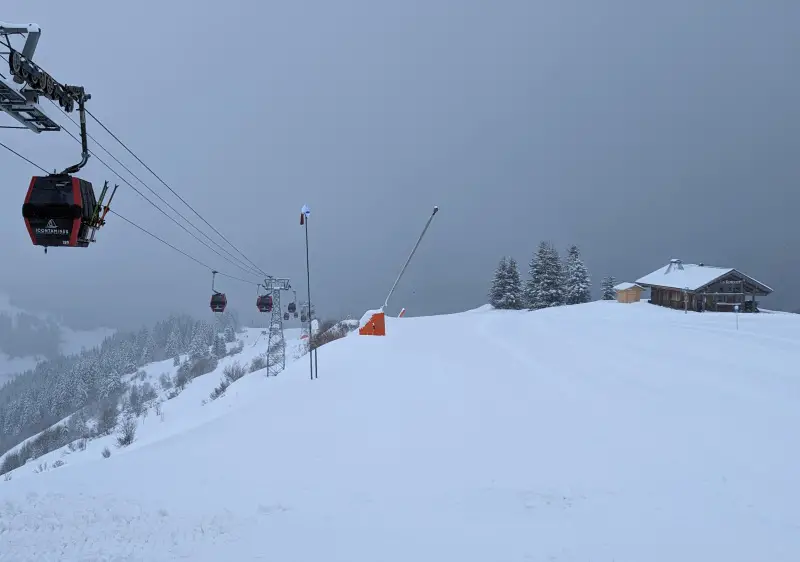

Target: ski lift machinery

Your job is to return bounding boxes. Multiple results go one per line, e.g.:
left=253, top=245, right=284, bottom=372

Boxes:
left=1, top=21, right=116, bottom=253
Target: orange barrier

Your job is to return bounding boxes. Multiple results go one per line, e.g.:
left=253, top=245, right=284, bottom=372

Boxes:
left=359, top=311, right=386, bottom=336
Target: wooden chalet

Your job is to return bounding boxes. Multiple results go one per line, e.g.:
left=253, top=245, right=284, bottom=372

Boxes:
left=614, top=282, right=645, bottom=303
left=636, top=259, right=773, bottom=313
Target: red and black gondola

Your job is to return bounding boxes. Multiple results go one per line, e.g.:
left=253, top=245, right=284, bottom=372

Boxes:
left=256, top=294, right=273, bottom=313
left=22, top=174, right=98, bottom=249
left=210, top=292, right=227, bottom=313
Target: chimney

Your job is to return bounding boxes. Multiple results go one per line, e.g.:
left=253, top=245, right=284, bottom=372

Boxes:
left=666, top=258, right=683, bottom=273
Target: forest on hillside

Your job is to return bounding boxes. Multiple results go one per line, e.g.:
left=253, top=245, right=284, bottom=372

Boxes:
left=0, top=310, right=239, bottom=466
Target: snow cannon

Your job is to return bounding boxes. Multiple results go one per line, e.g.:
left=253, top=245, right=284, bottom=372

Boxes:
left=358, top=308, right=385, bottom=336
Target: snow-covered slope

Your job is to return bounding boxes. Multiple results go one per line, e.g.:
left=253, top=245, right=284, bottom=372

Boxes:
left=2, top=302, right=800, bottom=561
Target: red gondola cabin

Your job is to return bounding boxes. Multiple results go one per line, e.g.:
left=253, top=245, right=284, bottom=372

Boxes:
left=256, top=294, right=273, bottom=313
left=210, top=292, right=227, bottom=313
left=22, top=174, right=98, bottom=249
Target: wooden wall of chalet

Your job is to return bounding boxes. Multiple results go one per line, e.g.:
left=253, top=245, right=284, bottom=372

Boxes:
left=647, top=270, right=767, bottom=313
left=616, top=287, right=643, bottom=303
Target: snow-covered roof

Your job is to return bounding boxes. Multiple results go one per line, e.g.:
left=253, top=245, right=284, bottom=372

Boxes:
left=614, top=282, right=643, bottom=291
left=636, top=262, right=732, bottom=291
left=636, top=260, right=774, bottom=293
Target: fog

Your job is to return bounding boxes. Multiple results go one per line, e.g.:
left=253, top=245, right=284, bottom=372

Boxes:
left=2, top=0, right=798, bottom=330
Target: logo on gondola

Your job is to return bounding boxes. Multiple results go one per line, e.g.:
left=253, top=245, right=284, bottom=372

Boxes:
left=35, top=219, right=69, bottom=236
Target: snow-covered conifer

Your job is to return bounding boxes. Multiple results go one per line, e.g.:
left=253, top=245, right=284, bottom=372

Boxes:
left=224, top=325, right=236, bottom=343
left=526, top=241, right=565, bottom=309
left=497, top=257, right=524, bottom=309
left=563, top=244, right=592, bottom=305
left=489, top=256, right=509, bottom=308
left=601, top=276, right=617, bottom=300
left=189, top=327, right=210, bottom=360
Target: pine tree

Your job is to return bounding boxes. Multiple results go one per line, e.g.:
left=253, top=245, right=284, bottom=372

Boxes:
left=189, top=327, right=209, bottom=360
left=601, top=276, right=617, bottom=300
left=497, top=257, right=524, bottom=309
left=164, top=328, right=180, bottom=358
left=212, top=335, right=227, bottom=358
left=489, top=256, right=509, bottom=308
left=526, top=242, right=565, bottom=309
left=140, top=331, right=156, bottom=365
left=563, top=244, right=592, bottom=305
left=524, top=245, right=544, bottom=309
left=224, top=326, right=236, bottom=343
left=525, top=242, right=564, bottom=310
left=540, top=243, right=565, bottom=307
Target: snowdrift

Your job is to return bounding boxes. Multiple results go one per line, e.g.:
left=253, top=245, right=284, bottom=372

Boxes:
left=2, top=302, right=800, bottom=561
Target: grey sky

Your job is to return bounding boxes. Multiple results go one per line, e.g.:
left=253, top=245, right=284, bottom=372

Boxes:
left=1, top=1, right=798, bottom=330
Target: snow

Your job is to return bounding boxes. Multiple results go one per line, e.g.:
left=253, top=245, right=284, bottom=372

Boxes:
left=613, top=282, right=642, bottom=291
left=2, top=302, right=800, bottom=561
left=636, top=261, right=734, bottom=291
left=357, top=307, right=383, bottom=330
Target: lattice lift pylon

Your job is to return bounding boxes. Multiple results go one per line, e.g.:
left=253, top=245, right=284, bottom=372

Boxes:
left=262, top=276, right=291, bottom=376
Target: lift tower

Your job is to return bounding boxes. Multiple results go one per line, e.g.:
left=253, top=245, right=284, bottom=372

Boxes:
left=262, top=276, right=291, bottom=376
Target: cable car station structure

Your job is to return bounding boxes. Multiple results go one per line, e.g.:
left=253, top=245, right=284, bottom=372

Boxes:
left=2, top=20, right=116, bottom=253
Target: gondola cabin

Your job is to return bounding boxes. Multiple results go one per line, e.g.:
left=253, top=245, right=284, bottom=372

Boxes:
left=300, top=313, right=307, bottom=323
left=283, top=312, right=290, bottom=321
left=210, top=292, right=227, bottom=313
left=256, top=294, right=273, bottom=313
left=22, top=174, right=98, bottom=248
left=287, top=302, right=296, bottom=314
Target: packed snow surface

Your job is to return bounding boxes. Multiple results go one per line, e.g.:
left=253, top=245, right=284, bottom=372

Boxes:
left=2, top=302, right=800, bottom=561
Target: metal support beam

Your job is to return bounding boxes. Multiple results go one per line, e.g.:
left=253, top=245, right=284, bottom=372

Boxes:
left=383, top=205, right=439, bottom=312
left=0, top=21, right=41, bottom=61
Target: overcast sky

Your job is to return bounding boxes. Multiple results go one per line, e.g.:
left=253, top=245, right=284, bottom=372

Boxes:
left=1, top=0, right=798, bottom=330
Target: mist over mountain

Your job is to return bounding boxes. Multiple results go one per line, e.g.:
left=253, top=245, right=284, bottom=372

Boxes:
left=0, top=293, right=114, bottom=384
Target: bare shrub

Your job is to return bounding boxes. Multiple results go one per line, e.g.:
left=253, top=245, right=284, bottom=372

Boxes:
left=173, top=363, right=191, bottom=390
left=223, top=362, right=246, bottom=383
left=101, top=447, right=111, bottom=458
left=249, top=355, right=267, bottom=373
left=190, top=356, right=218, bottom=379
left=52, top=459, right=65, bottom=469
left=159, top=372, right=173, bottom=390
left=141, top=381, right=158, bottom=402
left=209, top=379, right=230, bottom=401
left=116, top=417, right=137, bottom=448
left=230, top=341, right=244, bottom=356
left=96, top=403, right=119, bottom=436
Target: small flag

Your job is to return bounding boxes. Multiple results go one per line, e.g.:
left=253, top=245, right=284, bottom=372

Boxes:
left=300, top=204, right=311, bottom=225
